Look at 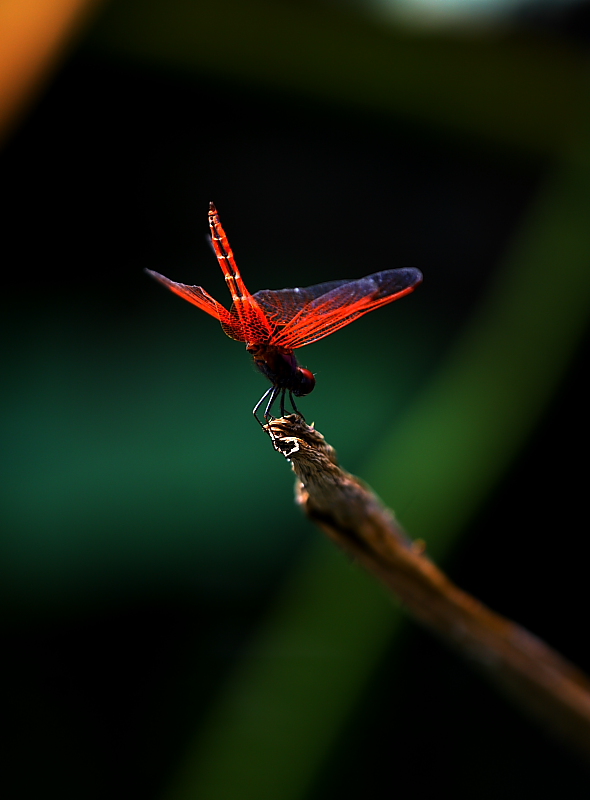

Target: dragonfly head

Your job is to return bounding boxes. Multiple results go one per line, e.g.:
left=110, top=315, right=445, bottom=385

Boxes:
left=293, top=367, right=315, bottom=397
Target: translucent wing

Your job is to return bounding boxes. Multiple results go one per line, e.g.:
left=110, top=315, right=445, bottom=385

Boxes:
left=269, top=268, right=423, bottom=349
left=148, top=207, right=422, bottom=351
left=253, top=279, right=351, bottom=327
left=145, top=269, right=245, bottom=341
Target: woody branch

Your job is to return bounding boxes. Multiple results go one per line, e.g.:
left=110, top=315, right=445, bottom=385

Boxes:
left=267, top=415, right=590, bottom=759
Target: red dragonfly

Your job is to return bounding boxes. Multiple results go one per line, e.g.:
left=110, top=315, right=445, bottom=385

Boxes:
left=147, top=203, right=422, bottom=424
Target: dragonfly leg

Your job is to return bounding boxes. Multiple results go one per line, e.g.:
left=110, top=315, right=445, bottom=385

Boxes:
left=253, top=386, right=274, bottom=427
left=279, top=388, right=288, bottom=417
left=264, top=387, right=280, bottom=421
left=288, top=391, right=306, bottom=421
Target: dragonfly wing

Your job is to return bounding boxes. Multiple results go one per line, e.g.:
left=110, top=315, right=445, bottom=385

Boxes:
left=146, top=269, right=245, bottom=341
left=253, top=279, right=351, bottom=328
left=270, top=268, right=422, bottom=349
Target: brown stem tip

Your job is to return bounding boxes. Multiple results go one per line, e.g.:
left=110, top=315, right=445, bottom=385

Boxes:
left=266, top=415, right=590, bottom=761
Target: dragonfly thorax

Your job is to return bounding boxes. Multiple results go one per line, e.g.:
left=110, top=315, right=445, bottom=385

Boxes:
left=247, top=344, right=316, bottom=397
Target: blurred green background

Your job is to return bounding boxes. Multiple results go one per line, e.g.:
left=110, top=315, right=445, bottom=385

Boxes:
left=1, top=1, right=590, bottom=797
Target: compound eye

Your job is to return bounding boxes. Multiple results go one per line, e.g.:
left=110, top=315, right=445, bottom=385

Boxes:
left=294, top=367, right=316, bottom=397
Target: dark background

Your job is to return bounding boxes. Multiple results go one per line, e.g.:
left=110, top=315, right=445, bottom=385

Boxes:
left=1, top=1, right=590, bottom=798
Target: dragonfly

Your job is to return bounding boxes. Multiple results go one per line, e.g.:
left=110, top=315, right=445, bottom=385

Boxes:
left=147, top=203, right=422, bottom=425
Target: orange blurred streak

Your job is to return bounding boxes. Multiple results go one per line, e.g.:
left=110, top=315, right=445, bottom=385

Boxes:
left=0, top=0, right=105, bottom=145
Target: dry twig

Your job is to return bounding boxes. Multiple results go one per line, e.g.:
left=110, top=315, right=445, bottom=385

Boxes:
left=267, top=414, right=590, bottom=759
